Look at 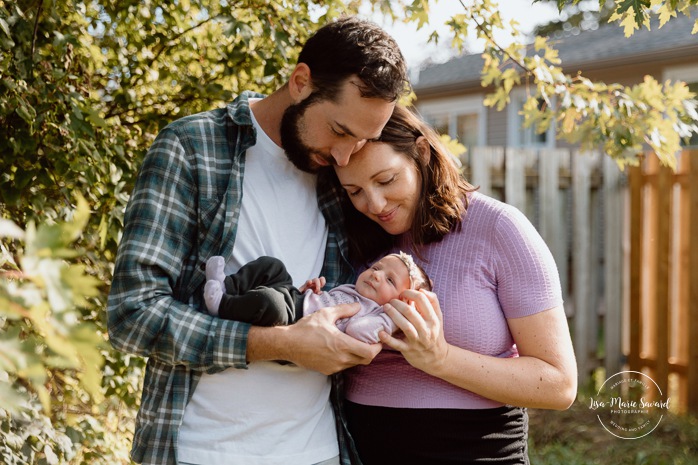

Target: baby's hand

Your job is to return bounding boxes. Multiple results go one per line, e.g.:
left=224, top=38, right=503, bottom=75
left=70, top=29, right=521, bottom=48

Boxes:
left=300, top=276, right=326, bottom=294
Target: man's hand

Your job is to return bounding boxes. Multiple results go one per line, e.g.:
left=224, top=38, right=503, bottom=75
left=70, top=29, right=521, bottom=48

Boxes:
left=247, top=303, right=381, bottom=375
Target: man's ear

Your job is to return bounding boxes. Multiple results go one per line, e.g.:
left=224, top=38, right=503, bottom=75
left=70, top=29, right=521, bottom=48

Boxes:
left=288, top=63, right=313, bottom=102
left=416, top=136, right=431, bottom=163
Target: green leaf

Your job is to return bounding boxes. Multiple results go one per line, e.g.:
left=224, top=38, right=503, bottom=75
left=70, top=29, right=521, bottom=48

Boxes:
left=0, top=336, right=26, bottom=373
left=0, top=18, right=10, bottom=38
left=0, top=380, right=27, bottom=415
left=15, top=102, right=36, bottom=124
left=0, top=219, right=25, bottom=240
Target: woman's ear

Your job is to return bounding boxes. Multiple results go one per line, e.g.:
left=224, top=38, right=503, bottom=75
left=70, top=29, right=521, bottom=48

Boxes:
left=288, top=63, right=313, bottom=102
left=416, top=136, right=431, bottom=163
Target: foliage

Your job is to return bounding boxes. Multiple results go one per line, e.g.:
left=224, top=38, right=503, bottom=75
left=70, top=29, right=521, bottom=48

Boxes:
left=0, top=195, right=139, bottom=463
left=1, top=196, right=103, bottom=413
left=543, top=0, right=698, bottom=36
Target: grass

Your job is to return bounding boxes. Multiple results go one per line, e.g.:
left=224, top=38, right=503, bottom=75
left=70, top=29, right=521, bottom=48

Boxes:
left=528, top=391, right=698, bottom=465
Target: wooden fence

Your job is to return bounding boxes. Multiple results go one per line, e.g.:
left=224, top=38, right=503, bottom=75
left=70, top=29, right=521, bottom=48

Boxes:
left=626, top=150, right=698, bottom=415
left=461, top=147, right=698, bottom=415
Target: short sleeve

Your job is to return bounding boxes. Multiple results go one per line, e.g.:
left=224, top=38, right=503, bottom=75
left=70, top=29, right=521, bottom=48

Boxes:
left=493, top=206, right=563, bottom=319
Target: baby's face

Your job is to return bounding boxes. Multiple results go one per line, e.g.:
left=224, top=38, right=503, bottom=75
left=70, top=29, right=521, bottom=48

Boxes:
left=355, top=255, right=410, bottom=305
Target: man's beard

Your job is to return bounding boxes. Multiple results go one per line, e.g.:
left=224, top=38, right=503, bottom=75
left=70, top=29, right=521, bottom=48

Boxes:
left=280, top=94, right=326, bottom=173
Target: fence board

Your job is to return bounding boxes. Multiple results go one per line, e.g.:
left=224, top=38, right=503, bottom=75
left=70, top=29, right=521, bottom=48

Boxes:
left=627, top=164, right=643, bottom=373
left=470, top=147, right=500, bottom=197
left=676, top=153, right=690, bottom=408
left=654, top=162, right=672, bottom=397
left=603, top=156, right=624, bottom=376
left=572, top=151, right=593, bottom=378
left=642, top=156, right=659, bottom=373
left=689, top=152, right=698, bottom=414
left=539, top=149, right=568, bottom=301
left=505, top=148, right=527, bottom=213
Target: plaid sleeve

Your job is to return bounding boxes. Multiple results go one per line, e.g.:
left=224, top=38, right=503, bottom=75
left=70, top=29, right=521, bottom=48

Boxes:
left=107, top=127, right=248, bottom=372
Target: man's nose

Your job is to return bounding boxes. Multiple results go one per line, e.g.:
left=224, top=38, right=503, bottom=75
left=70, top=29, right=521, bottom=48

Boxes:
left=331, top=139, right=366, bottom=166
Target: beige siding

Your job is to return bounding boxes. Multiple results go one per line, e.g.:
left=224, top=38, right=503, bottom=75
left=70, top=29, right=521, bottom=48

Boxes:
left=486, top=106, right=507, bottom=146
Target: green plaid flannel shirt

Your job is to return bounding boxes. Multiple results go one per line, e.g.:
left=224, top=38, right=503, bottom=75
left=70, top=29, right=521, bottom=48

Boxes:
left=107, top=91, right=359, bottom=465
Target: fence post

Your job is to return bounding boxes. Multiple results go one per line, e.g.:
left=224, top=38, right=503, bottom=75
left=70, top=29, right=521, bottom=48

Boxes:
left=603, top=156, right=624, bottom=376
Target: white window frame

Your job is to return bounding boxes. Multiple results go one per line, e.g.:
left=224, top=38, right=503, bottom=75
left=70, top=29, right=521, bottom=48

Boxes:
left=416, top=95, right=487, bottom=147
left=663, top=63, right=698, bottom=85
left=506, top=87, right=556, bottom=149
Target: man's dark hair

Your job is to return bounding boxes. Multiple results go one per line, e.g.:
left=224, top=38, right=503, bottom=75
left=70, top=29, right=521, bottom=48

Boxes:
left=298, top=16, right=409, bottom=102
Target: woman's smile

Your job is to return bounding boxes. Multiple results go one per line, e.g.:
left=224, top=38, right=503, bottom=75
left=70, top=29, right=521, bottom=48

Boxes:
left=377, top=206, right=398, bottom=223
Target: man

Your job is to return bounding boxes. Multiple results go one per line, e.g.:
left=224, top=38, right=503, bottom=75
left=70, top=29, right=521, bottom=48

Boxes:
left=107, top=16, right=408, bottom=465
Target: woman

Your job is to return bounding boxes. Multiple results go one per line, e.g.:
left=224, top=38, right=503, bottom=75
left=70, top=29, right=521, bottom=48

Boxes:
left=329, top=105, right=577, bottom=464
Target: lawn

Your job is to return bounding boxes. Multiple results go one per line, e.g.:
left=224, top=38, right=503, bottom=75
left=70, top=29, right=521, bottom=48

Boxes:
left=528, top=391, right=698, bottom=465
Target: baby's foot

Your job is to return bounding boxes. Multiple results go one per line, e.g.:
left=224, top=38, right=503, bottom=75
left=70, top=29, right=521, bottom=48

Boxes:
left=206, top=256, right=226, bottom=285
left=204, top=280, right=223, bottom=316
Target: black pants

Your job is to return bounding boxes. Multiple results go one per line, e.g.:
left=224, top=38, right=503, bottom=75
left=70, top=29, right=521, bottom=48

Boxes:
left=217, top=256, right=305, bottom=326
left=345, top=401, right=529, bottom=465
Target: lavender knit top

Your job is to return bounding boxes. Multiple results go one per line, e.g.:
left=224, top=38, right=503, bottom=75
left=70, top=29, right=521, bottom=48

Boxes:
left=344, top=192, right=563, bottom=409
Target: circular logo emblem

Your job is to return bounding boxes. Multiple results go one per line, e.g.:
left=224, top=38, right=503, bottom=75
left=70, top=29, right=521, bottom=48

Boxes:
left=589, top=370, right=670, bottom=439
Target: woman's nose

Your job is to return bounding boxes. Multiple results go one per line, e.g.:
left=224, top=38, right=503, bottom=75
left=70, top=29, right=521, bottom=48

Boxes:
left=365, top=191, right=386, bottom=214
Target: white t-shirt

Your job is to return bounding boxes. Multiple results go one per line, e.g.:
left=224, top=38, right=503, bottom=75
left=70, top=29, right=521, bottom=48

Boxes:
left=178, top=100, right=336, bottom=465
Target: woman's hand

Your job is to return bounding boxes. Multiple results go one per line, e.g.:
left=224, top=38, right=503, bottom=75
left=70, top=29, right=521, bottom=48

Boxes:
left=299, top=276, right=326, bottom=294
left=379, top=289, right=450, bottom=375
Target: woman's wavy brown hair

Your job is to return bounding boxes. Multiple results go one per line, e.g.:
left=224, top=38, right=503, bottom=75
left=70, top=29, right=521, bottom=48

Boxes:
left=330, top=104, right=477, bottom=265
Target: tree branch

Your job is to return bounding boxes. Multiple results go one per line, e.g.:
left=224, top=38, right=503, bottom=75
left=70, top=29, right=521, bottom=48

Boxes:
left=458, top=0, right=535, bottom=75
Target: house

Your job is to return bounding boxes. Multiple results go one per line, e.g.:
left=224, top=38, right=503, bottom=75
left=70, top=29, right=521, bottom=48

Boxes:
left=413, top=13, right=698, bottom=151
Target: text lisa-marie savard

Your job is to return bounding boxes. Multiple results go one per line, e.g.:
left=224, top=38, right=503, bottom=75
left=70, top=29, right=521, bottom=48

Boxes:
left=589, top=397, right=670, bottom=410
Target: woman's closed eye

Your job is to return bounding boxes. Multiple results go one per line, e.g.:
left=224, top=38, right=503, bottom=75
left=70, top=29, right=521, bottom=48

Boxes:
left=378, top=175, right=396, bottom=186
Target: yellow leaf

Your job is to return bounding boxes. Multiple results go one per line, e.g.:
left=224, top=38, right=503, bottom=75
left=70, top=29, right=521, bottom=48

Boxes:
left=502, top=68, right=520, bottom=93
left=610, top=9, right=639, bottom=37
left=620, top=9, right=639, bottom=37
left=36, top=384, right=51, bottom=414
left=534, top=36, right=547, bottom=51
left=481, top=68, right=501, bottom=87
left=439, top=135, right=466, bottom=162
left=656, top=5, right=676, bottom=28
left=561, top=110, right=578, bottom=134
